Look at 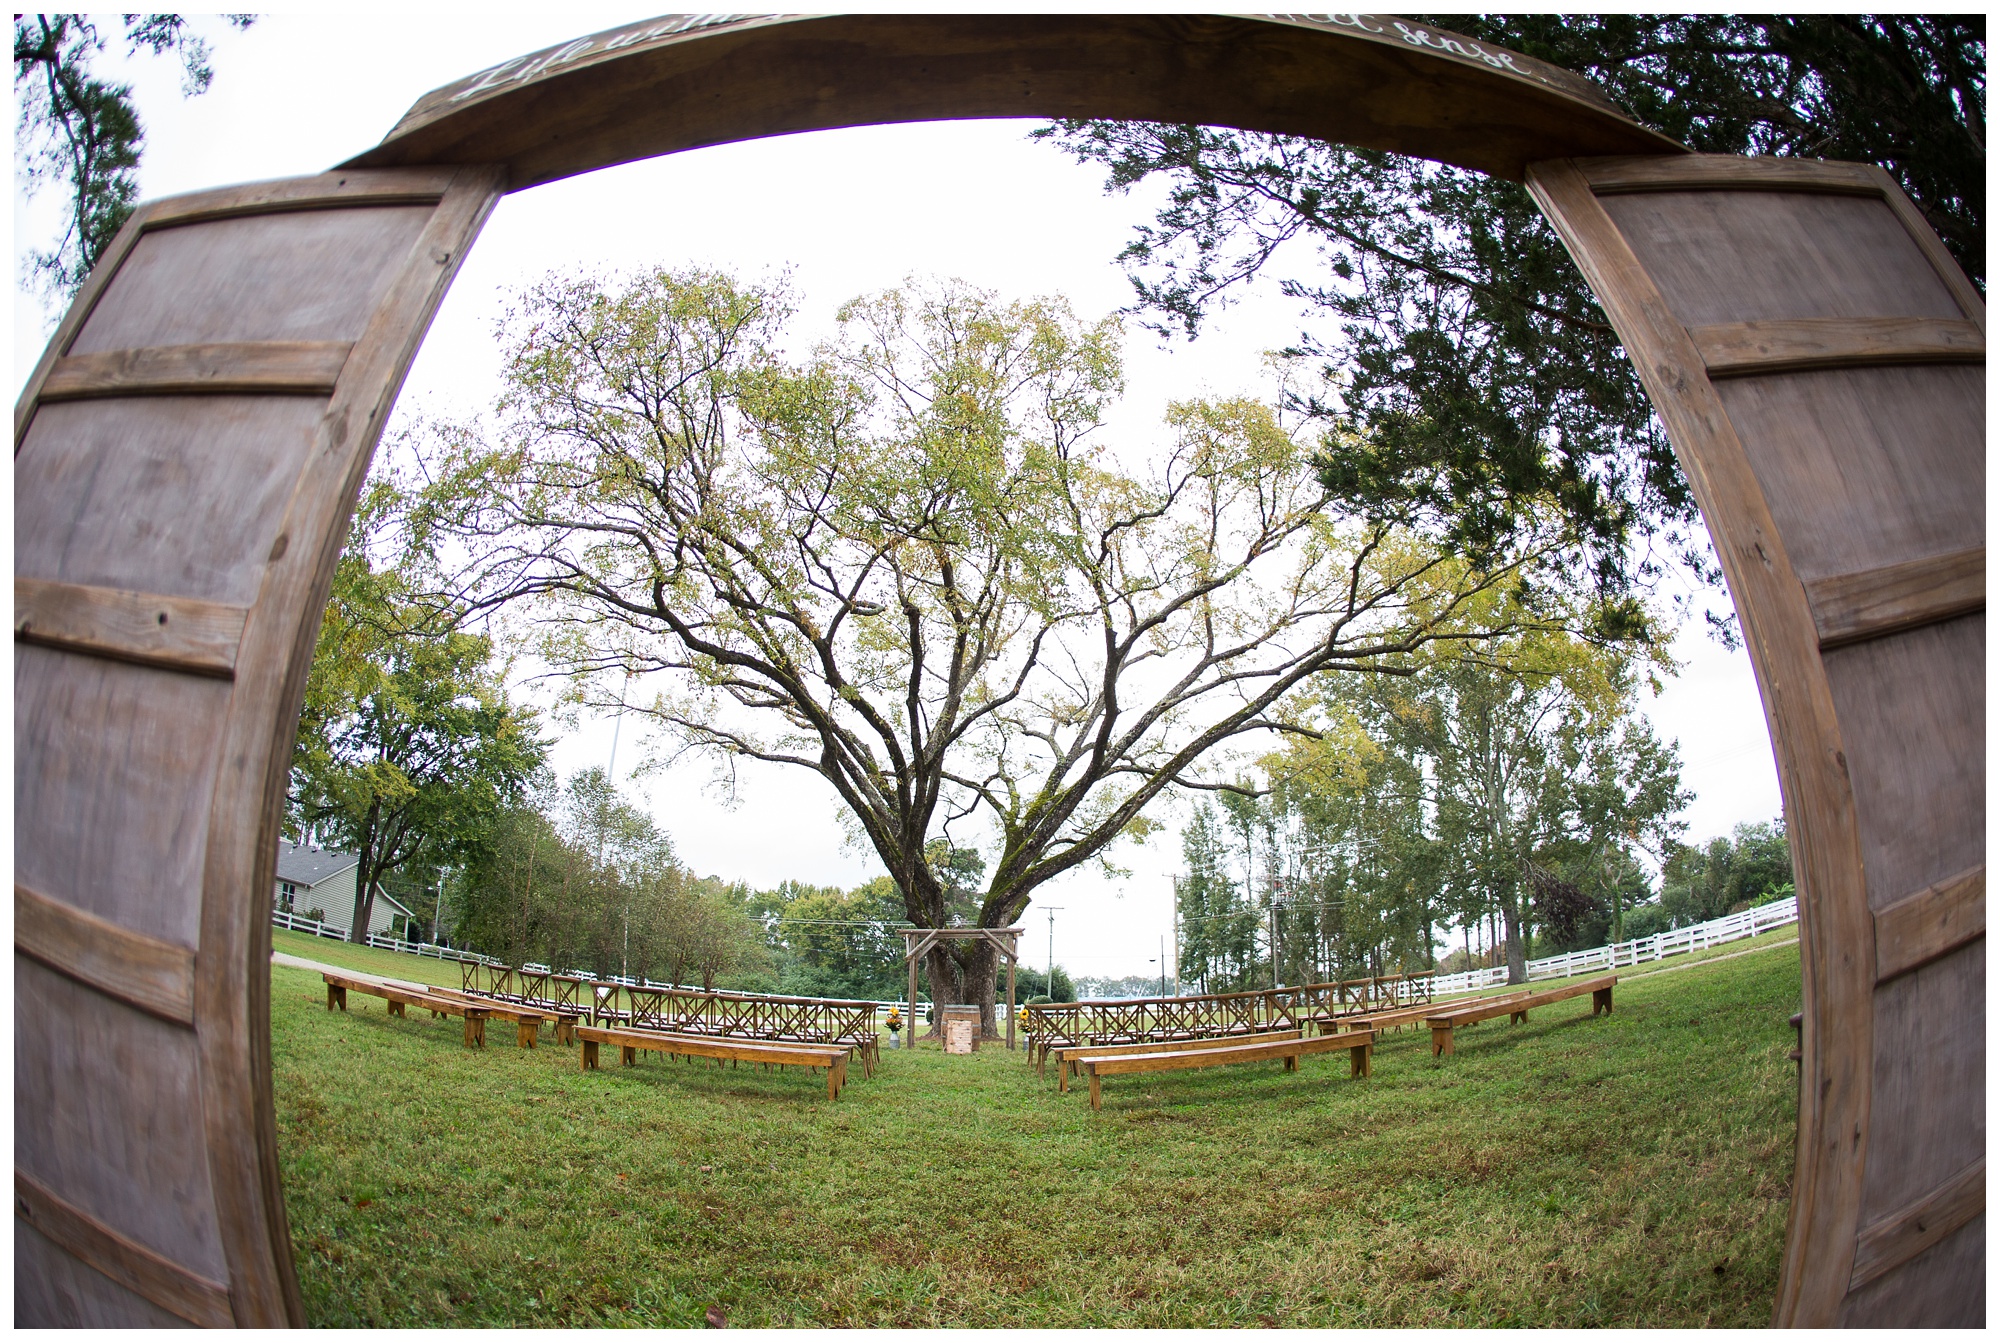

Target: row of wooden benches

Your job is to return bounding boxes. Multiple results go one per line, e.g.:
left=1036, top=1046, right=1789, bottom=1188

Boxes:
left=1035, top=975, right=1617, bottom=1107
left=321, top=973, right=862, bottom=1097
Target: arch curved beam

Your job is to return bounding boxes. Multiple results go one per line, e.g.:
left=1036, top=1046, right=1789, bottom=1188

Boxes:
left=15, top=12, right=1981, bottom=1329
left=338, top=13, right=1684, bottom=188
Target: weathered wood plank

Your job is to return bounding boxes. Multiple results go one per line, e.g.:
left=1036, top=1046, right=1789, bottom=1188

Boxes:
left=1692, top=317, right=1983, bottom=379
left=185, top=165, right=505, bottom=1328
left=15, top=577, right=248, bottom=678
left=14, top=1169, right=234, bottom=1327
left=1802, top=548, right=1983, bottom=651
left=1582, top=154, right=1884, bottom=196
left=39, top=341, right=353, bottom=401
left=15, top=882, right=196, bottom=1025
left=1847, top=1158, right=1985, bottom=1292
left=1528, top=157, right=1879, bottom=1327
left=342, top=15, right=1683, bottom=190
left=137, top=169, right=461, bottom=230
left=1874, top=867, right=1984, bottom=984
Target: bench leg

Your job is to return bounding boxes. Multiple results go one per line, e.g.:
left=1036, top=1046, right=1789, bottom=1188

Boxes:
left=1511, top=1009, right=1528, bottom=1025
left=621, top=1044, right=636, bottom=1067
left=1088, top=1070, right=1102, bottom=1112
left=326, top=984, right=346, bottom=1012
left=581, top=1039, right=599, bottom=1071
left=1351, top=1043, right=1371, bottom=1078
left=388, top=1000, right=404, bottom=1019
left=1283, top=1053, right=1299, bottom=1072
left=1594, top=986, right=1613, bottom=1016
left=1432, top=1025, right=1453, bottom=1057
left=1057, top=1059, right=1069, bottom=1094
left=518, top=1020, right=537, bottom=1049
left=463, top=1014, right=485, bottom=1049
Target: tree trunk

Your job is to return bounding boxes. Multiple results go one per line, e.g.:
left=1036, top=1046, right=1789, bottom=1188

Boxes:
left=921, top=944, right=961, bottom=1038
left=962, top=941, right=1001, bottom=1038
left=1501, top=896, right=1527, bottom=985
left=348, top=798, right=382, bottom=944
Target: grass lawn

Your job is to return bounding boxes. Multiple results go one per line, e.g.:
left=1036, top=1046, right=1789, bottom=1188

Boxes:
left=271, top=937, right=1801, bottom=1326
left=272, top=928, right=477, bottom=985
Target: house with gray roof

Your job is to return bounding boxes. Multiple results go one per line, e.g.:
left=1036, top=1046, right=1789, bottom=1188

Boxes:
left=274, top=841, right=416, bottom=937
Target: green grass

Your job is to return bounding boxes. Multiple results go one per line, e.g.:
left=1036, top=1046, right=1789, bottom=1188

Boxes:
left=271, top=937, right=1801, bottom=1326
left=272, top=927, right=473, bottom=986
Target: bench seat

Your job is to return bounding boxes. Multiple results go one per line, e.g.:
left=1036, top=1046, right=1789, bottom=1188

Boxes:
left=1425, top=975, right=1616, bottom=1056
left=1052, top=1029, right=1302, bottom=1093
left=575, top=1024, right=851, bottom=1100
left=427, top=985, right=578, bottom=1045
left=322, top=971, right=493, bottom=1048
left=1081, top=1028, right=1376, bottom=1110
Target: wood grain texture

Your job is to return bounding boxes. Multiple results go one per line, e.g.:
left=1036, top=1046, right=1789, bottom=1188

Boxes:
left=12, top=196, right=157, bottom=449
left=16, top=646, right=229, bottom=947
left=15, top=882, right=196, bottom=1025
left=1692, top=317, right=1983, bottom=378
left=1859, top=941, right=1985, bottom=1238
left=40, top=341, right=353, bottom=401
left=14, top=577, right=248, bottom=678
left=1848, top=1159, right=1985, bottom=1292
left=185, top=164, right=505, bottom=1327
left=1712, top=366, right=1983, bottom=590
left=15, top=398, right=329, bottom=608
left=1527, top=156, right=1877, bottom=1328
left=68, top=206, right=436, bottom=353
left=15, top=1217, right=198, bottom=1328
left=1582, top=153, right=1884, bottom=196
left=15, top=957, right=230, bottom=1287
left=1821, top=616, right=1985, bottom=915
left=1601, top=191, right=1966, bottom=327
left=15, top=1170, right=233, bottom=1327
left=341, top=14, right=1684, bottom=189
left=137, top=168, right=460, bottom=229
left=1838, top=1215, right=1983, bottom=1326
left=1875, top=867, right=1984, bottom=984
left=1804, top=548, right=1983, bottom=651
left=1867, top=163, right=1988, bottom=331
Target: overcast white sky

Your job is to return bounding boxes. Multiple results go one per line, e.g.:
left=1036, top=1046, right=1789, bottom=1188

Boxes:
left=13, top=9, right=1784, bottom=978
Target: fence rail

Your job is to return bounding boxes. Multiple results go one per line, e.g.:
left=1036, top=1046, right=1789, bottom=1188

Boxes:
left=1428, top=897, right=1799, bottom=997
left=269, top=909, right=503, bottom=965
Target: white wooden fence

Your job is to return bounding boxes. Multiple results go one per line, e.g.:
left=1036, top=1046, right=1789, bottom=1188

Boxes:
left=1428, top=896, right=1799, bottom=998
left=269, top=908, right=503, bottom=965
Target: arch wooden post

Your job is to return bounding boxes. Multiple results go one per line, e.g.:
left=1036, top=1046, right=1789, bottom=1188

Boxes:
left=14, top=15, right=1980, bottom=1327
left=1528, top=156, right=1983, bottom=1326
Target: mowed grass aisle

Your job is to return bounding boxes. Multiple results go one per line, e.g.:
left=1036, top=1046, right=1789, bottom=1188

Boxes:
left=271, top=943, right=1800, bottom=1327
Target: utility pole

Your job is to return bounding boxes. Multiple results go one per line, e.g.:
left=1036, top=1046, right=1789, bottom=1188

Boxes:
left=1158, top=934, right=1167, bottom=998
left=1044, top=906, right=1063, bottom=996
left=605, top=671, right=632, bottom=979
left=1270, top=888, right=1282, bottom=990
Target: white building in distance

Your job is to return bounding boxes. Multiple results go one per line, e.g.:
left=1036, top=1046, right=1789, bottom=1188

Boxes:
left=274, top=841, right=416, bottom=938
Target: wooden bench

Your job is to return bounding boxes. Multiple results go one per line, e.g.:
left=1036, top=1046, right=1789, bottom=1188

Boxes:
left=428, top=985, right=578, bottom=1045
left=322, top=972, right=493, bottom=1048
left=1080, top=1028, right=1376, bottom=1111
left=1052, top=1029, right=1302, bottom=1093
left=1425, top=974, right=1616, bottom=1056
left=1332, top=987, right=1540, bottom=1036
left=575, top=1024, right=852, bottom=1100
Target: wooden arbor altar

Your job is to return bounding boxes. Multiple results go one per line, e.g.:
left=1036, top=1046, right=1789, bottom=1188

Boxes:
left=900, top=927, right=1026, bottom=1051
left=14, top=14, right=1981, bottom=1327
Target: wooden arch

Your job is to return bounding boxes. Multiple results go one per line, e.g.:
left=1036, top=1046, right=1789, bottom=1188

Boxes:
left=13, top=14, right=1980, bottom=1327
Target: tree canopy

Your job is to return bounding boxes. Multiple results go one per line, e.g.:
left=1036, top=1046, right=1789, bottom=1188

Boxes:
left=403, top=267, right=1606, bottom=1022
left=1035, top=15, right=1984, bottom=633
left=290, top=501, right=547, bottom=942
left=13, top=13, right=254, bottom=301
